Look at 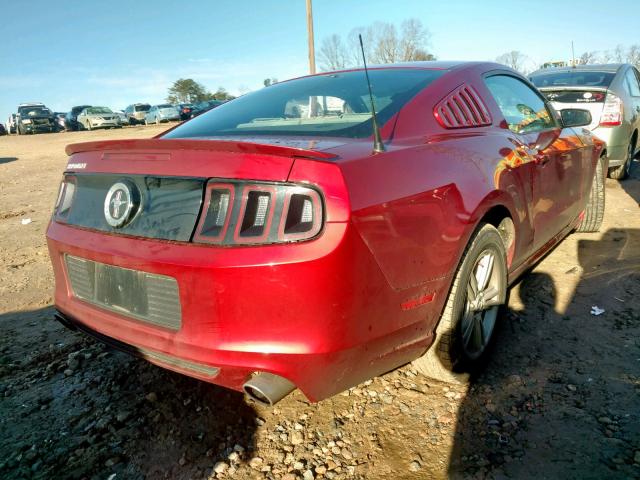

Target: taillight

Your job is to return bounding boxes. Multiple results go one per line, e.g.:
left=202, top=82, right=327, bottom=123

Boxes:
left=54, top=175, right=77, bottom=221
left=193, top=181, right=323, bottom=245
left=599, top=92, right=623, bottom=127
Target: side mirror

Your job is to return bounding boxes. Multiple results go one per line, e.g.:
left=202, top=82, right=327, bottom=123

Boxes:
left=560, top=109, right=592, bottom=128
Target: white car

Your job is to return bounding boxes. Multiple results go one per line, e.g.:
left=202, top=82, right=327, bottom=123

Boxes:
left=77, top=107, right=121, bottom=130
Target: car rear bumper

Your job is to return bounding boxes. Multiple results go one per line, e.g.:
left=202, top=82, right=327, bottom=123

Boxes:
left=47, top=220, right=444, bottom=401
left=592, top=126, right=631, bottom=166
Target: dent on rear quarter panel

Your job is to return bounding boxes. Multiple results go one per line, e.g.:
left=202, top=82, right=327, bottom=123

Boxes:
left=343, top=134, right=531, bottom=292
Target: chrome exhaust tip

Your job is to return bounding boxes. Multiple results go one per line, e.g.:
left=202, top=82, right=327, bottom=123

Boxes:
left=243, top=372, right=295, bottom=406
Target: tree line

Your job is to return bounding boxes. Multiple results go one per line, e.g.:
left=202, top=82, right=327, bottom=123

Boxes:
left=317, top=18, right=435, bottom=71
left=166, top=24, right=639, bottom=100
left=166, top=78, right=235, bottom=104
left=496, top=44, right=640, bottom=74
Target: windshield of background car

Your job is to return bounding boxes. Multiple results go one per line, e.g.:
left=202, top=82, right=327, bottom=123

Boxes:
left=19, top=107, right=51, bottom=116
left=530, top=70, right=615, bottom=88
left=135, top=105, right=151, bottom=112
left=157, top=104, right=174, bottom=109
left=86, top=107, right=112, bottom=114
left=163, top=69, right=444, bottom=139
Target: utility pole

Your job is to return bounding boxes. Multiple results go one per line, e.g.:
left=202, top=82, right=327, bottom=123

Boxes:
left=306, top=0, right=316, bottom=74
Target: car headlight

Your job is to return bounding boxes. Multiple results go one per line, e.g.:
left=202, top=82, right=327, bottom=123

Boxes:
left=22, top=119, right=32, bottom=124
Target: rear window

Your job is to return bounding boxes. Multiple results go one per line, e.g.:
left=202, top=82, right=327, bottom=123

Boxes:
left=164, top=69, right=444, bottom=139
left=530, top=70, right=615, bottom=88
left=134, top=104, right=151, bottom=112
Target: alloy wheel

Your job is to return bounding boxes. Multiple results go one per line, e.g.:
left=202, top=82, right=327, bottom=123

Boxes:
left=460, top=249, right=503, bottom=360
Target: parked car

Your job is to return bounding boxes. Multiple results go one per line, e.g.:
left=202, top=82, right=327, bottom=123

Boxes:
left=175, top=103, right=195, bottom=120
left=114, top=111, right=129, bottom=126
left=144, top=104, right=180, bottom=124
left=16, top=103, right=57, bottom=134
left=48, top=62, right=604, bottom=405
left=76, top=106, right=121, bottom=130
left=54, top=112, right=67, bottom=131
left=124, top=103, right=151, bottom=125
left=6, top=114, right=17, bottom=134
left=191, top=99, right=224, bottom=117
left=0, top=123, right=6, bottom=136
left=65, top=105, right=92, bottom=131
left=530, top=64, right=640, bottom=179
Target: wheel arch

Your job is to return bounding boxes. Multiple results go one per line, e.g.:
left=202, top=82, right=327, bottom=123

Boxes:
left=467, top=191, right=520, bottom=269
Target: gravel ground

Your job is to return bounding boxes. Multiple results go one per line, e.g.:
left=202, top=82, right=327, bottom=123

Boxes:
left=1, top=128, right=639, bottom=480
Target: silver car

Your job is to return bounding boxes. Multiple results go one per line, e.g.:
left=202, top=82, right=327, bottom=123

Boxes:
left=77, top=107, right=121, bottom=130
left=530, top=64, right=640, bottom=179
left=144, top=104, right=180, bottom=124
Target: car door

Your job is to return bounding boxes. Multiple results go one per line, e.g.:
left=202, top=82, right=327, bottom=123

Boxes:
left=77, top=109, right=87, bottom=128
left=485, top=74, right=586, bottom=252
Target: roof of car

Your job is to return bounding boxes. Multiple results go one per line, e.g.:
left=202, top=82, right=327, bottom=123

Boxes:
left=530, top=64, right=626, bottom=76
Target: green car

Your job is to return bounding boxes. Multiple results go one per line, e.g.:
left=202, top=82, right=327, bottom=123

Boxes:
left=530, top=64, right=640, bottom=179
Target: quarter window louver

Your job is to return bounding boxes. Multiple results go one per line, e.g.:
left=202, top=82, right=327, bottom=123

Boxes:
left=434, top=84, right=492, bottom=129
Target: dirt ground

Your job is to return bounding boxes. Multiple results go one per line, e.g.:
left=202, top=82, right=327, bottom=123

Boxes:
left=1, top=128, right=639, bottom=480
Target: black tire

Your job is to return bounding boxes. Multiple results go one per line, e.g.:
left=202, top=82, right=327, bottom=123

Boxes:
left=609, top=137, right=635, bottom=180
left=576, top=155, right=605, bottom=233
left=413, top=223, right=508, bottom=383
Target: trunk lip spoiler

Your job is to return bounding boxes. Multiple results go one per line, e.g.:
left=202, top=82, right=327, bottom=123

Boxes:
left=538, top=86, right=609, bottom=93
left=65, top=138, right=339, bottom=160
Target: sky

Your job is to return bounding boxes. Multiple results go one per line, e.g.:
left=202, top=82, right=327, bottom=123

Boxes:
left=1, top=0, right=638, bottom=122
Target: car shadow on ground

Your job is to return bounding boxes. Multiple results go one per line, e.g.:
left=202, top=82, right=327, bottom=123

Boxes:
left=620, top=154, right=640, bottom=204
left=0, top=157, right=18, bottom=165
left=447, top=226, right=640, bottom=478
left=0, top=307, right=259, bottom=480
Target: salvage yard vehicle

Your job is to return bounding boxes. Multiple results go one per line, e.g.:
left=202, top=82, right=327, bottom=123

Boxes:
left=6, top=113, right=17, bottom=134
left=144, top=104, right=180, bottom=124
left=16, top=103, right=57, bottom=134
left=76, top=106, right=121, bottom=130
left=47, top=62, right=605, bottom=406
left=124, top=103, right=151, bottom=125
left=530, top=63, right=640, bottom=180
left=65, top=105, right=92, bottom=131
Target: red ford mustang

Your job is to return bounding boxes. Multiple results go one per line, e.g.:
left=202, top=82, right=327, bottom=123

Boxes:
left=47, top=62, right=605, bottom=405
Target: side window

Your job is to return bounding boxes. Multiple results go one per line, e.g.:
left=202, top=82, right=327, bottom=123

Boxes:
left=484, top=75, right=556, bottom=134
left=624, top=69, right=640, bottom=97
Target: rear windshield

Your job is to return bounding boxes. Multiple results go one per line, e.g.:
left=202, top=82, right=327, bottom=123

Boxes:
left=530, top=70, right=615, bottom=88
left=157, top=104, right=174, bottom=109
left=163, top=69, right=444, bottom=139
left=134, top=104, right=151, bottom=112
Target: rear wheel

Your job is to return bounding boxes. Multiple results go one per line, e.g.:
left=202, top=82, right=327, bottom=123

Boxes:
left=609, top=137, right=635, bottom=180
left=413, top=223, right=508, bottom=383
left=576, top=155, right=605, bottom=232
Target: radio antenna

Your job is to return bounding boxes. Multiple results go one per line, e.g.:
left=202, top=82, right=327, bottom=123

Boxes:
left=358, top=34, right=385, bottom=153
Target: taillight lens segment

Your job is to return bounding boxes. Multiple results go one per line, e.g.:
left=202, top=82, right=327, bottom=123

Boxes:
left=54, top=175, right=77, bottom=221
left=194, top=181, right=323, bottom=245
left=599, top=92, right=623, bottom=127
